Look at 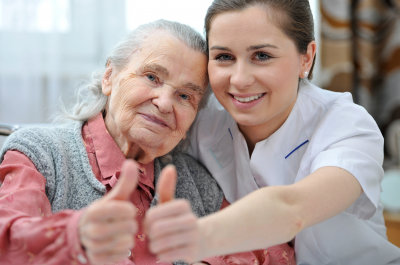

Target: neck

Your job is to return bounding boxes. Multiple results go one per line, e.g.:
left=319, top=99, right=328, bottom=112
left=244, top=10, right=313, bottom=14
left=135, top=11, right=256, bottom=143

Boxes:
left=239, top=99, right=297, bottom=156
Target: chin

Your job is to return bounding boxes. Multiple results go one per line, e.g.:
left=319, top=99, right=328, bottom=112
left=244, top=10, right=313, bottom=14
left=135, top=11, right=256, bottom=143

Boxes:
left=231, top=114, right=255, bottom=126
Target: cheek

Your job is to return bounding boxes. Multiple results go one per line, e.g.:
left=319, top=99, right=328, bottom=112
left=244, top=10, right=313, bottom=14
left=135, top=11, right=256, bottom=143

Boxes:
left=208, top=65, right=229, bottom=92
left=176, top=109, right=197, bottom=133
left=108, top=93, right=139, bottom=129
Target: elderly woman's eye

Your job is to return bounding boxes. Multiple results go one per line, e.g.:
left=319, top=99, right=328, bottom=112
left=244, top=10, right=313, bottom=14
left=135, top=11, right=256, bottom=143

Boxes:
left=146, top=73, right=158, bottom=82
left=179, top=93, right=191, bottom=101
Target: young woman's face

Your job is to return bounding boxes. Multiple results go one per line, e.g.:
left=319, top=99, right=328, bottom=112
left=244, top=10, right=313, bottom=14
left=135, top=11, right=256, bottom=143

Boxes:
left=208, top=6, right=309, bottom=144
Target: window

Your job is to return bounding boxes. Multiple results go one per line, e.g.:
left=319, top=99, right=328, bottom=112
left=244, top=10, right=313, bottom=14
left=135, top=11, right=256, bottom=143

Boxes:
left=125, top=0, right=319, bottom=37
left=125, top=0, right=213, bottom=35
left=0, top=0, right=70, bottom=32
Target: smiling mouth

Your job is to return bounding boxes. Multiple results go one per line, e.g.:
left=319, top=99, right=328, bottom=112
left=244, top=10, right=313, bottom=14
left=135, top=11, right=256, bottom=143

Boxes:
left=141, top=114, right=169, bottom=128
left=233, top=93, right=265, bottom=103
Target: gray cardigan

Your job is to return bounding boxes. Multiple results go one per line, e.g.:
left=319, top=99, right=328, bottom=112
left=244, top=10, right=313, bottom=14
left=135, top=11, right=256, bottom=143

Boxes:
left=0, top=120, right=223, bottom=217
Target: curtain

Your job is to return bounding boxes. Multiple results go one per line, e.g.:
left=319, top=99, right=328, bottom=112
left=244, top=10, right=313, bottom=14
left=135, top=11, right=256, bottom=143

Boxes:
left=319, top=0, right=400, bottom=131
left=0, top=0, right=127, bottom=124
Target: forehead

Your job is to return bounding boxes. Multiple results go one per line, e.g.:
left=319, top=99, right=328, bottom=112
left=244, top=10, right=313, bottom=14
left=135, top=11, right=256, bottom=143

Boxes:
left=208, top=6, right=291, bottom=46
left=125, top=31, right=208, bottom=87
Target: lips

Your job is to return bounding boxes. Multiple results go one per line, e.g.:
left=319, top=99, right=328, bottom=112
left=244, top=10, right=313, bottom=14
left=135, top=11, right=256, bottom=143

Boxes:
left=231, top=93, right=265, bottom=103
left=140, top=113, right=171, bottom=128
left=233, top=93, right=264, bottom=103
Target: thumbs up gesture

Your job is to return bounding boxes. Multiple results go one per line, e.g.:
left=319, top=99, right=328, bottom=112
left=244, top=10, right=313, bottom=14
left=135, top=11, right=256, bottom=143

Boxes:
left=145, top=165, right=203, bottom=263
left=79, top=159, right=139, bottom=265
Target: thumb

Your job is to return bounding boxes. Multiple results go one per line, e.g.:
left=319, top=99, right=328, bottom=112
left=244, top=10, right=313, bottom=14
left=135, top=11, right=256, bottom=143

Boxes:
left=106, top=159, right=139, bottom=201
left=157, top=164, right=177, bottom=204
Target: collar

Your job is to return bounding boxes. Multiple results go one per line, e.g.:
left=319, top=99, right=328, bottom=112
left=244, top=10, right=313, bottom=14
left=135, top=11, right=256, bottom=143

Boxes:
left=86, top=113, right=155, bottom=194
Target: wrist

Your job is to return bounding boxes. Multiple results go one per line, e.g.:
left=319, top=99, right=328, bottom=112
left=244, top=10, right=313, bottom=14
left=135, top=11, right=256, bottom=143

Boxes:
left=198, top=215, right=222, bottom=260
left=67, top=209, right=90, bottom=264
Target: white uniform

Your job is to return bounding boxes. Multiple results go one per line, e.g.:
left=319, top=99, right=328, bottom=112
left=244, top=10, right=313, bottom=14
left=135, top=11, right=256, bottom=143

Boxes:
left=188, top=81, right=400, bottom=265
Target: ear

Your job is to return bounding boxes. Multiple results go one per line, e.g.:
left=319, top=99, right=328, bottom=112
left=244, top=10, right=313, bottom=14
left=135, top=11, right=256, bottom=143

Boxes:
left=102, top=64, right=113, bottom=96
left=300, top=41, right=317, bottom=78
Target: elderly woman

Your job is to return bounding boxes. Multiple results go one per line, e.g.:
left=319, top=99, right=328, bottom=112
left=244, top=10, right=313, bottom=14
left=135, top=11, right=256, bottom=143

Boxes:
left=0, top=20, right=223, bottom=265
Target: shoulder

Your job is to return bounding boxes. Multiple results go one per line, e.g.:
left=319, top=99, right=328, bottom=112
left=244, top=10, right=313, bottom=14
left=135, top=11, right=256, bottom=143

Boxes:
left=191, top=94, right=234, bottom=136
left=2, top=121, right=81, bottom=148
left=187, top=94, right=235, bottom=157
left=297, top=84, right=384, bottom=218
left=155, top=152, right=224, bottom=216
left=0, top=121, right=83, bottom=166
left=162, top=151, right=218, bottom=186
left=298, top=82, right=354, bottom=114
left=297, top=82, right=380, bottom=138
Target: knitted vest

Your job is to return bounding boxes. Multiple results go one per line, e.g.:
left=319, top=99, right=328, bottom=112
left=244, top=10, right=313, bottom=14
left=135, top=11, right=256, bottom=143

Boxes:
left=0, top=121, right=223, bottom=217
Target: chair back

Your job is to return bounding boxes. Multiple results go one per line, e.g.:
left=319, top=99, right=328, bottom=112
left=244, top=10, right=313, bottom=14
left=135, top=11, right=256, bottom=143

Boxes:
left=0, top=123, right=20, bottom=148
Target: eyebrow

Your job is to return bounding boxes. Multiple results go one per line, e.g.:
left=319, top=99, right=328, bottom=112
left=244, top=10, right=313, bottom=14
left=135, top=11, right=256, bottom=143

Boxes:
left=247, top=44, right=278, bottom=51
left=182, top=83, right=204, bottom=95
left=142, top=63, right=169, bottom=77
left=141, top=63, right=204, bottom=94
left=209, top=45, right=231, bottom=51
left=209, top=44, right=278, bottom=52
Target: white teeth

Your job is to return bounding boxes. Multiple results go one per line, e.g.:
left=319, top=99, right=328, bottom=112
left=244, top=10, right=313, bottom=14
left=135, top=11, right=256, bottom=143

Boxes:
left=234, top=94, right=263, bottom=103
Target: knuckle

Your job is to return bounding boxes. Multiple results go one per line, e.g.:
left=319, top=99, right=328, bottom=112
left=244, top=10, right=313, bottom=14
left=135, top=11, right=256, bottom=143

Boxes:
left=180, top=199, right=191, bottom=210
left=153, top=221, right=164, bottom=233
left=188, top=247, right=199, bottom=263
left=186, top=214, right=197, bottom=223
left=130, top=222, right=138, bottom=234
left=85, top=223, right=100, bottom=237
left=148, top=241, right=157, bottom=253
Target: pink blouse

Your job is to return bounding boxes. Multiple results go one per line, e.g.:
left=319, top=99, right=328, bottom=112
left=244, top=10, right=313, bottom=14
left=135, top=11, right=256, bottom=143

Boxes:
left=0, top=114, right=165, bottom=265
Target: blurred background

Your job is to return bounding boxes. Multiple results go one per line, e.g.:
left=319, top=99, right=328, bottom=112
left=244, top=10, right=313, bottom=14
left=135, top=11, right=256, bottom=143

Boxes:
left=1, top=0, right=400, bottom=242
left=0, top=0, right=319, bottom=125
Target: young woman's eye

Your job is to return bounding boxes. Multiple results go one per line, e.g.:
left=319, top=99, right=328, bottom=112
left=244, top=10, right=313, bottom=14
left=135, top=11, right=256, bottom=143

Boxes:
left=215, top=54, right=234, bottom=61
left=254, top=52, right=271, bottom=61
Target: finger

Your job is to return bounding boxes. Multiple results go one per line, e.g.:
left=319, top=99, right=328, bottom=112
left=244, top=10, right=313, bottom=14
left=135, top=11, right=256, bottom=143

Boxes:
left=106, top=159, right=139, bottom=201
left=149, top=229, right=198, bottom=255
left=157, top=164, right=177, bottom=203
left=87, top=250, right=131, bottom=265
left=148, top=212, right=197, bottom=240
left=82, top=233, right=135, bottom=254
left=147, top=199, right=191, bottom=220
left=81, top=219, right=137, bottom=241
left=82, top=200, right=137, bottom=222
left=145, top=199, right=191, bottom=229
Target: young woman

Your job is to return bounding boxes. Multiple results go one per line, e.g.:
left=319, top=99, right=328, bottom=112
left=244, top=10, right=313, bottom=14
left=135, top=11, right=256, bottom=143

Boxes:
left=145, top=1, right=400, bottom=264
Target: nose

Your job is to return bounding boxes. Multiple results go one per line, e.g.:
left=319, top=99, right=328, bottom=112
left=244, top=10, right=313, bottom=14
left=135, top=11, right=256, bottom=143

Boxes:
left=230, top=61, right=254, bottom=89
left=152, top=85, right=174, bottom=113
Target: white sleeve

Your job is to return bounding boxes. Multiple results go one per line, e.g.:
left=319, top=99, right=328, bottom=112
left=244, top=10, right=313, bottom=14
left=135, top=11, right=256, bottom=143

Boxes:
left=310, top=98, right=384, bottom=219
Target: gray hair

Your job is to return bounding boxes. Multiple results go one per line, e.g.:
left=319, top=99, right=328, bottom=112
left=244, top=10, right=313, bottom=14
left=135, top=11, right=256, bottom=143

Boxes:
left=60, top=19, right=209, bottom=122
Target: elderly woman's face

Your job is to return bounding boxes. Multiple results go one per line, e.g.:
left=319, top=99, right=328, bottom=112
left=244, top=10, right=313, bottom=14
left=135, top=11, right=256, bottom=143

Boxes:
left=102, top=31, right=207, bottom=162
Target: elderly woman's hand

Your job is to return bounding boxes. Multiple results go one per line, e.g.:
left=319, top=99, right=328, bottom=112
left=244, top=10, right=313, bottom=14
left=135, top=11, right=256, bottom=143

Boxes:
left=145, top=165, right=204, bottom=264
left=79, top=160, right=139, bottom=265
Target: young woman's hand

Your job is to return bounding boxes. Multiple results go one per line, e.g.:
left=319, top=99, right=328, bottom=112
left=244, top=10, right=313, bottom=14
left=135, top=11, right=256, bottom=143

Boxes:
left=145, top=165, right=205, bottom=263
left=78, top=160, right=139, bottom=265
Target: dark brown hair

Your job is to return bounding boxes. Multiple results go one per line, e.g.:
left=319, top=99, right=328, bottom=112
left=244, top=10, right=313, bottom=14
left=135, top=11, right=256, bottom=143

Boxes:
left=205, top=0, right=316, bottom=79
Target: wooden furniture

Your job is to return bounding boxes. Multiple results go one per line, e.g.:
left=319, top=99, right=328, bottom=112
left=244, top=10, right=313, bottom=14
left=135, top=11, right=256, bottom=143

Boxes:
left=384, top=211, right=400, bottom=247
left=0, top=123, right=19, bottom=136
